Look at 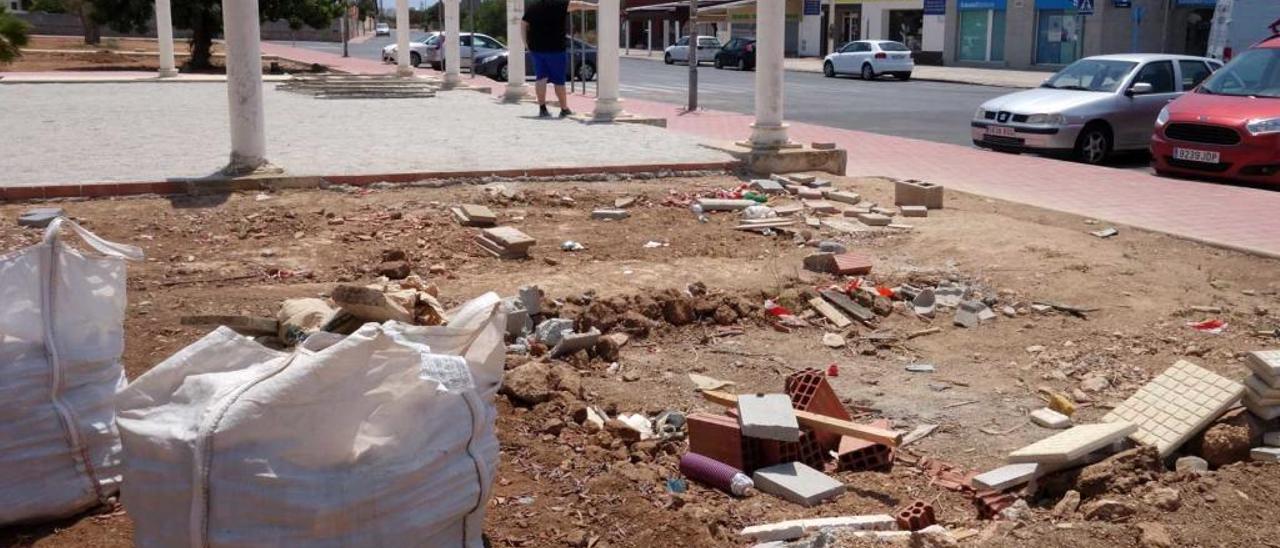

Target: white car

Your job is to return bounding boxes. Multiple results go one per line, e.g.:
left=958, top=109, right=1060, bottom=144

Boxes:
left=382, top=32, right=442, bottom=67
left=375, top=23, right=390, bottom=36
left=422, top=32, right=506, bottom=71
left=664, top=36, right=721, bottom=65
left=823, top=40, right=915, bottom=81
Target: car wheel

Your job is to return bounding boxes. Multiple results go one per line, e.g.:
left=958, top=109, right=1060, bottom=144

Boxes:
left=664, top=53, right=674, bottom=65
left=431, top=62, right=442, bottom=71
left=861, top=63, right=875, bottom=80
left=577, top=63, right=596, bottom=81
left=1074, top=124, right=1112, bottom=165
left=823, top=61, right=835, bottom=78
left=410, top=52, right=421, bottom=68
left=737, top=57, right=746, bottom=71
left=499, top=62, right=509, bottom=82
left=897, top=72, right=911, bottom=81
left=714, top=56, right=724, bottom=69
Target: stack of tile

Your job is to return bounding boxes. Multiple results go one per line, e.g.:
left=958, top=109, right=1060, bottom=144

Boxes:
left=1244, top=350, right=1280, bottom=420
left=1103, top=359, right=1244, bottom=457
left=450, top=204, right=497, bottom=227
left=475, top=226, right=536, bottom=259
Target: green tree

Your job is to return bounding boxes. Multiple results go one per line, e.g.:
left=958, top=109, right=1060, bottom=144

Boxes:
left=0, top=6, right=30, bottom=64
left=90, top=0, right=341, bottom=71
left=28, top=0, right=67, bottom=13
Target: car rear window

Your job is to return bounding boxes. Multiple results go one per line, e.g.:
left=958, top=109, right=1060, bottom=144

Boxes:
left=880, top=42, right=910, bottom=52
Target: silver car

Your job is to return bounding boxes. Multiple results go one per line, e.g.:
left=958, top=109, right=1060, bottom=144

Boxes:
left=382, top=32, right=442, bottom=67
left=664, top=36, right=721, bottom=65
left=972, top=54, right=1223, bottom=164
left=422, top=32, right=506, bottom=71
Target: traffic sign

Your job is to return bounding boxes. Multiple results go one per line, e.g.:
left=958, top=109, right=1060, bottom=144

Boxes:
left=1074, top=0, right=1094, bottom=15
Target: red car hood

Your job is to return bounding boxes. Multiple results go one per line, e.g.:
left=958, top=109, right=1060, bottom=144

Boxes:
left=1168, top=91, right=1280, bottom=126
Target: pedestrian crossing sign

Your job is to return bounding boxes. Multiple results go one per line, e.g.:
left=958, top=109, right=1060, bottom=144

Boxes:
left=1074, top=0, right=1094, bottom=14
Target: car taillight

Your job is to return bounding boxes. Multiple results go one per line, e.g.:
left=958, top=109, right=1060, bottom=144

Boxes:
left=1223, top=47, right=1233, bottom=61
left=745, top=44, right=754, bottom=53
left=875, top=52, right=887, bottom=59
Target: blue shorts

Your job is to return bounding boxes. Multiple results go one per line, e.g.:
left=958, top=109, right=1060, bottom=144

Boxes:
left=530, top=51, right=567, bottom=86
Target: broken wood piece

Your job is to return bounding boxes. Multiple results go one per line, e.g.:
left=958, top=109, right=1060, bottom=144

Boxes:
left=700, top=390, right=903, bottom=447
left=809, top=297, right=852, bottom=328
left=1032, top=301, right=1099, bottom=319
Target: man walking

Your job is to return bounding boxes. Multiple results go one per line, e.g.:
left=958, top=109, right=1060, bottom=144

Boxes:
left=522, top=0, right=597, bottom=118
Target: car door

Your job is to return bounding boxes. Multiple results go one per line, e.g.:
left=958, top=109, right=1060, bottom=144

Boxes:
left=721, top=38, right=739, bottom=64
left=1178, top=59, right=1214, bottom=91
left=474, top=35, right=503, bottom=63
left=847, top=42, right=872, bottom=73
left=696, top=37, right=720, bottom=63
left=1118, top=60, right=1179, bottom=148
left=672, top=37, right=689, bottom=61
left=832, top=42, right=855, bottom=72
left=457, top=35, right=474, bottom=67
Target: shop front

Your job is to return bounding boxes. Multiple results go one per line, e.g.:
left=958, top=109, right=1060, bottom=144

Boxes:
left=955, top=0, right=1006, bottom=62
left=1032, top=0, right=1085, bottom=65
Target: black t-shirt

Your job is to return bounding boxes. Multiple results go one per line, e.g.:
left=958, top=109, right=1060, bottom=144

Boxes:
left=523, top=0, right=569, bottom=53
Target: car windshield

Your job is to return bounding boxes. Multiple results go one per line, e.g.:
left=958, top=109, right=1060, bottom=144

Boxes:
left=1042, top=59, right=1137, bottom=92
left=424, top=35, right=442, bottom=46
left=880, top=42, right=910, bottom=52
left=1198, top=49, right=1280, bottom=98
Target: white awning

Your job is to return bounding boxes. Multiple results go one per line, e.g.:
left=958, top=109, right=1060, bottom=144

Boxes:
left=697, top=0, right=755, bottom=13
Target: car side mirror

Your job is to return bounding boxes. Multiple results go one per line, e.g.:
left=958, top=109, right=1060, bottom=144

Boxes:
left=1127, top=82, right=1154, bottom=96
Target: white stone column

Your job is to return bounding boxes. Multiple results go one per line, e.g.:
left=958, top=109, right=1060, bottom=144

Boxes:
left=749, top=0, right=789, bottom=149
left=395, top=0, right=413, bottom=76
left=502, top=0, right=526, bottom=102
left=443, top=0, right=462, bottom=88
left=155, top=0, right=177, bottom=77
left=646, top=20, right=652, bottom=55
left=592, top=0, right=623, bottom=120
left=221, top=0, right=272, bottom=175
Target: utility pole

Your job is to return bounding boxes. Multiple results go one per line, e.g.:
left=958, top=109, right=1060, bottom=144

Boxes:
left=469, top=0, right=476, bottom=78
left=341, top=2, right=349, bottom=58
left=687, top=0, right=698, bottom=112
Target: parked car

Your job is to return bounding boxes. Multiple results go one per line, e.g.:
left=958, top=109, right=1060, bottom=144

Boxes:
left=421, top=32, right=506, bottom=71
left=381, top=32, right=442, bottom=67
left=375, top=23, right=390, bottom=37
left=714, top=37, right=755, bottom=71
left=971, top=54, right=1223, bottom=164
left=1151, top=35, right=1280, bottom=184
left=664, top=36, right=721, bottom=65
left=823, top=40, right=914, bottom=80
left=473, top=37, right=598, bottom=82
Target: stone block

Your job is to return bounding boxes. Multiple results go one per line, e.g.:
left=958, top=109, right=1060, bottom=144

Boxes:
left=696, top=198, right=757, bottom=211
left=856, top=212, right=892, bottom=226
left=591, top=208, right=630, bottom=220
left=749, top=179, right=787, bottom=194
left=1031, top=408, right=1072, bottom=429
left=1245, top=396, right=1280, bottom=420
left=796, top=187, right=824, bottom=200
left=900, top=205, right=928, bottom=218
left=550, top=328, right=601, bottom=358
left=752, top=462, right=844, bottom=507
left=894, top=180, right=944, bottom=209
left=738, top=394, right=801, bottom=442
left=1246, top=377, right=1280, bottom=405
left=1009, top=422, right=1137, bottom=464
left=972, top=463, right=1041, bottom=491
left=803, top=200, right=838, bottom=214
left=1102, top=360, right=1244, bottom=457
left=1246, top=350, right=1280, bottom=385
left=451, top=204, right=497, bottom=227
left=823, top=191, right=862, bottom=205
left=18, top=207, right=65, bottom=228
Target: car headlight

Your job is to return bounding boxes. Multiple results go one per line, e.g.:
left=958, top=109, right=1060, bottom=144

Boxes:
left=1155, top=106, right=1170, bottom=127
left=1246, top=117, right=1280, bottom=136
left=1025, top=113, right=1066, bottom=126
left=974, top=108, right=986, bottom=120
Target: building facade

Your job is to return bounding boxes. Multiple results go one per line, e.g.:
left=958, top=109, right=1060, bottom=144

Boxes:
left=942, top=0, right=1219, bottom=69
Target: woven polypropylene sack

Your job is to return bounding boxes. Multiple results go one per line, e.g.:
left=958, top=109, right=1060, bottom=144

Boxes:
left=117, top=293, right=505, bottom=548
left=0, top=218, right=142, bottom=525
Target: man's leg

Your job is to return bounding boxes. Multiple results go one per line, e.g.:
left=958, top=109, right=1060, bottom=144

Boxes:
left=554, top=84, right=571, bottom=117
left=536, top=79, right=548, bottom=105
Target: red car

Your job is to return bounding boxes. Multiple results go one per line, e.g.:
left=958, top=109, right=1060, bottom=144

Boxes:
left=1151, top=35, right=1280, bottom=184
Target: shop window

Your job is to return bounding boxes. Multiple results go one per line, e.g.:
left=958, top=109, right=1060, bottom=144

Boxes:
left=889, top=10, right=924, bottom=51
left=958, top=9, right=1005, bottom=62
left=1035, top=10, right=1083, bottom=65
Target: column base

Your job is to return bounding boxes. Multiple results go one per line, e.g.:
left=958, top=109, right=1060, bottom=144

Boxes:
left=395, top=66, right=415, bottom=77
left=591, top=98, right=624, bottom=121
left=747, top=122, right=793, bottom=150
left=222, top=155, right=284, bottom=178
left=501, top=83, right=528, bottom=103
left=158, top=68, right=179, bottom=78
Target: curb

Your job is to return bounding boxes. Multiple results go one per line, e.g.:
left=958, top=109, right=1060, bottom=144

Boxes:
left=0, top=161, right=742, bottom=202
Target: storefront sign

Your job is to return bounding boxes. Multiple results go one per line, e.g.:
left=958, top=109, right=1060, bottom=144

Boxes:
left=1035, top=0, right=1082, bottom=9
left=1175, top=0, right=1216, bottom=5
left=804, top=0, right=821, bottom=16
left=924, top=0, right=946, bottom=15
left=1113, top=0, right=1131, bottom=7
left=958, top=0, right=1007, bottom=10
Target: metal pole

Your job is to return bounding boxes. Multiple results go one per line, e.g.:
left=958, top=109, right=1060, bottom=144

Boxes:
left=469, top=0, right=476, bottom=78
left=581, top=8, right=588, bottom=94
left=569, top=11, right=576, bottom=93
left=688, top=0, right=698, bottom=112
left=341, top=4, right=349, bottom=58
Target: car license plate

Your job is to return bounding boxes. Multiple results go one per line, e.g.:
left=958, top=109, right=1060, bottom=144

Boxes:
left=1173, top=148, right=1220, bottom=164
left=986, top=126, right=1016, bottom=138
left=892, top=54, right=907, bottom=60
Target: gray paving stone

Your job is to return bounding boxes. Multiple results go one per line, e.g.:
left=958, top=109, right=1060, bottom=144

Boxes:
left=551, top=328, right=601, bottom=358
left=752, top=462, right=844, bottom=507
left=972, top=463, right=1042, bottom=491
left=18, top=207, right=64, bottom=228
left=738, top=393, right=801, bottom=442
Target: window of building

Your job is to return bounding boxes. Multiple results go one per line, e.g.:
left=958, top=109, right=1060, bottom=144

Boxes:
left=888, top=10, right=924, bottom=51
left=1035, top=10, right=1083, bottom=65
left=958, top=8, right=1005, bottom=62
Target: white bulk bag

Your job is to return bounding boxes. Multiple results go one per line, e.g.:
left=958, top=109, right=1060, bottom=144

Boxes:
left=0, top=218, right=143, bottom=525
left=117, top=294, right=506, bottom=548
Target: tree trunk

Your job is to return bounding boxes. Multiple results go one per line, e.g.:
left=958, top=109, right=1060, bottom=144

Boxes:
left=78, top=4, right=100, bottom=45
left=188, top=10, right=214, bottom=71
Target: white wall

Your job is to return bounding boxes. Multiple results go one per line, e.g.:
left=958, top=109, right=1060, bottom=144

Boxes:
left=924, top=14, right=944, bottom=51
left=800, top=12, right=823, bottom=56
left=859, top=0, right=943, bottom=52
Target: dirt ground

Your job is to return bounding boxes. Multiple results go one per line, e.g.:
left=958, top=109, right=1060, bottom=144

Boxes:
left=1, top=174, right=1279, bottom=547
left=3, top=36, right=312, bottom=74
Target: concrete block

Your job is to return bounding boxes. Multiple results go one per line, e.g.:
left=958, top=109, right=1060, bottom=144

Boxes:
left=550, top=328, right=601, bottom=358
left=591, top=208, right=630, bottom=220
left=1246, top=350, right=1280, bottom=384
left=806, top=179, right=832, bottom=188
left=749, top=179, right=787, bottom=194
left=787, top=174, right=818, bottom=184
left=771, top=202, right=804, bottom=217
left=18, top=207, right=65, bottom=228
left=1009, top=422, right=1137, bottom=464
left=696, top=198, right=757, bottom=212
left=533, top=318, right=574, bottom=347
left=451, top=204, right=497, bottom=226
left=871, top=206, right=897, bottom=216
left=1251, top=447, right=1280, bottom=462
left=738, top=394, right=801, bottom=442
left=740, top=515, right=896, bottom=542
left=752, top=462, right=844, bottom=507
left=1245, top=395, right=1280, bottom=420
left=900, top=205, right=928, bottom=218
left=972, top=463, right=1042, bottom=491
left=501, top=298, right=532, bottom=338
left=803, top=200, right=838, bottom=214
left=518, top=285, right=542, bottom=316
left=1102, top=360, right=1244, bottom=457
left=823, top=191, right=862, bottom=205
left=1030, top=408, right=1072, bottom=429
left=954, top=301, right=994, bottom=328
left=1246, top=377, right=1280, bottom=405
left=894, top=180, right=944, bottom=209
left=856, top=212, right=892, bottom=226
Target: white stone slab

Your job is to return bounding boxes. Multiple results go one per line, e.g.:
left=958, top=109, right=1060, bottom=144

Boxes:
left=972, top=463, right=1042, bottom=491
left=1009, top=422, right=1137, bottom=464
left=1245, top=396, right=1280, bottom=420
left=752, top=462, right=844, bottom=507
left=737, top=394, right=800, bottom=442
left=740, top=515, right=897, bottom=542
left=1247, top=350, right=1280, bottom=380
left=1102, top=360, right=1244, bottom=457
left=1251, top=447, right=1280, bottom=462
left=1030, top=408, right=1072, bottom=429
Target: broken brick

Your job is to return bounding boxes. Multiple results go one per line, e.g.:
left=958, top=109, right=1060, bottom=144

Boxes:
left=836, top=419, right=894, bottom=472
left=785, top=368, right=852, bottom=451
left=687, top=413, right=761, bottom=472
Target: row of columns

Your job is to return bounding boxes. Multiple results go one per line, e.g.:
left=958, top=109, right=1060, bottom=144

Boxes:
left=151, top=0, right=789, bottom=175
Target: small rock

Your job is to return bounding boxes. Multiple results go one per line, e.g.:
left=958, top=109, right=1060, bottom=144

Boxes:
left=1001, top=305, right=1017, bottom=318
left=1201, top=423, right=1252, bottom=467
left=1082, top=499, right=1136, bottom=522
left=1175, top=456, right=1209, bottom=474
left=1137, top=522, right=1173, bottom=548
left=1079, top=375, right=1110, bottom=392
left=376, top=260, right=411, bottom=280
left=998, top=499, right=1031, bottom=522
left=822, top=332, right=847, bottom=348
left=1026, top=345, right=1046, bottom=353
left=1052, top=490, right=1081, bottom=518
left=623, top=371, right=641, bottom=382
left=1142, top=486, right=1181, bottom=511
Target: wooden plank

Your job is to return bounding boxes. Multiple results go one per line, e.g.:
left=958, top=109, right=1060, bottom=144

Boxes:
left=820, top=290, right=876, bottom=323
left=701, top=390, right=903, bottom=447
left=808, top=297, right=851, bottom=328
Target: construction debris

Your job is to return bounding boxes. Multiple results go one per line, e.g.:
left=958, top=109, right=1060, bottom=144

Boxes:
left=894, top=179, right=944, bottom=209
left=591, top=208, right=630, bottom=220
left=450, top=204, right=497, bottom=227
left=752, top=462, right=844, bottom=507
left=740, top=515, right=896, bottom=542
left=1103, top=360, right=1244, bottom=457
left=179, top=315, right=278, bottom=336
left=737, top=394, right=802, bottom=443
left=475, top=226, right=536, bottom=259
left=18, top=207, right=65, bottom=228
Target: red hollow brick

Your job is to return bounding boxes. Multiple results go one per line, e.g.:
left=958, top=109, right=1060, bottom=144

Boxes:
left=974, top=489, right=1019, bottom=520
left=836, top=419, right=895, bottom=472
left=759, top=428, right=827, bottom=471
left=785, top=368, right=852, bottom=451
left=686, top=412, right=760, bottom=472
left=895, top=500, right=937, bottom=531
